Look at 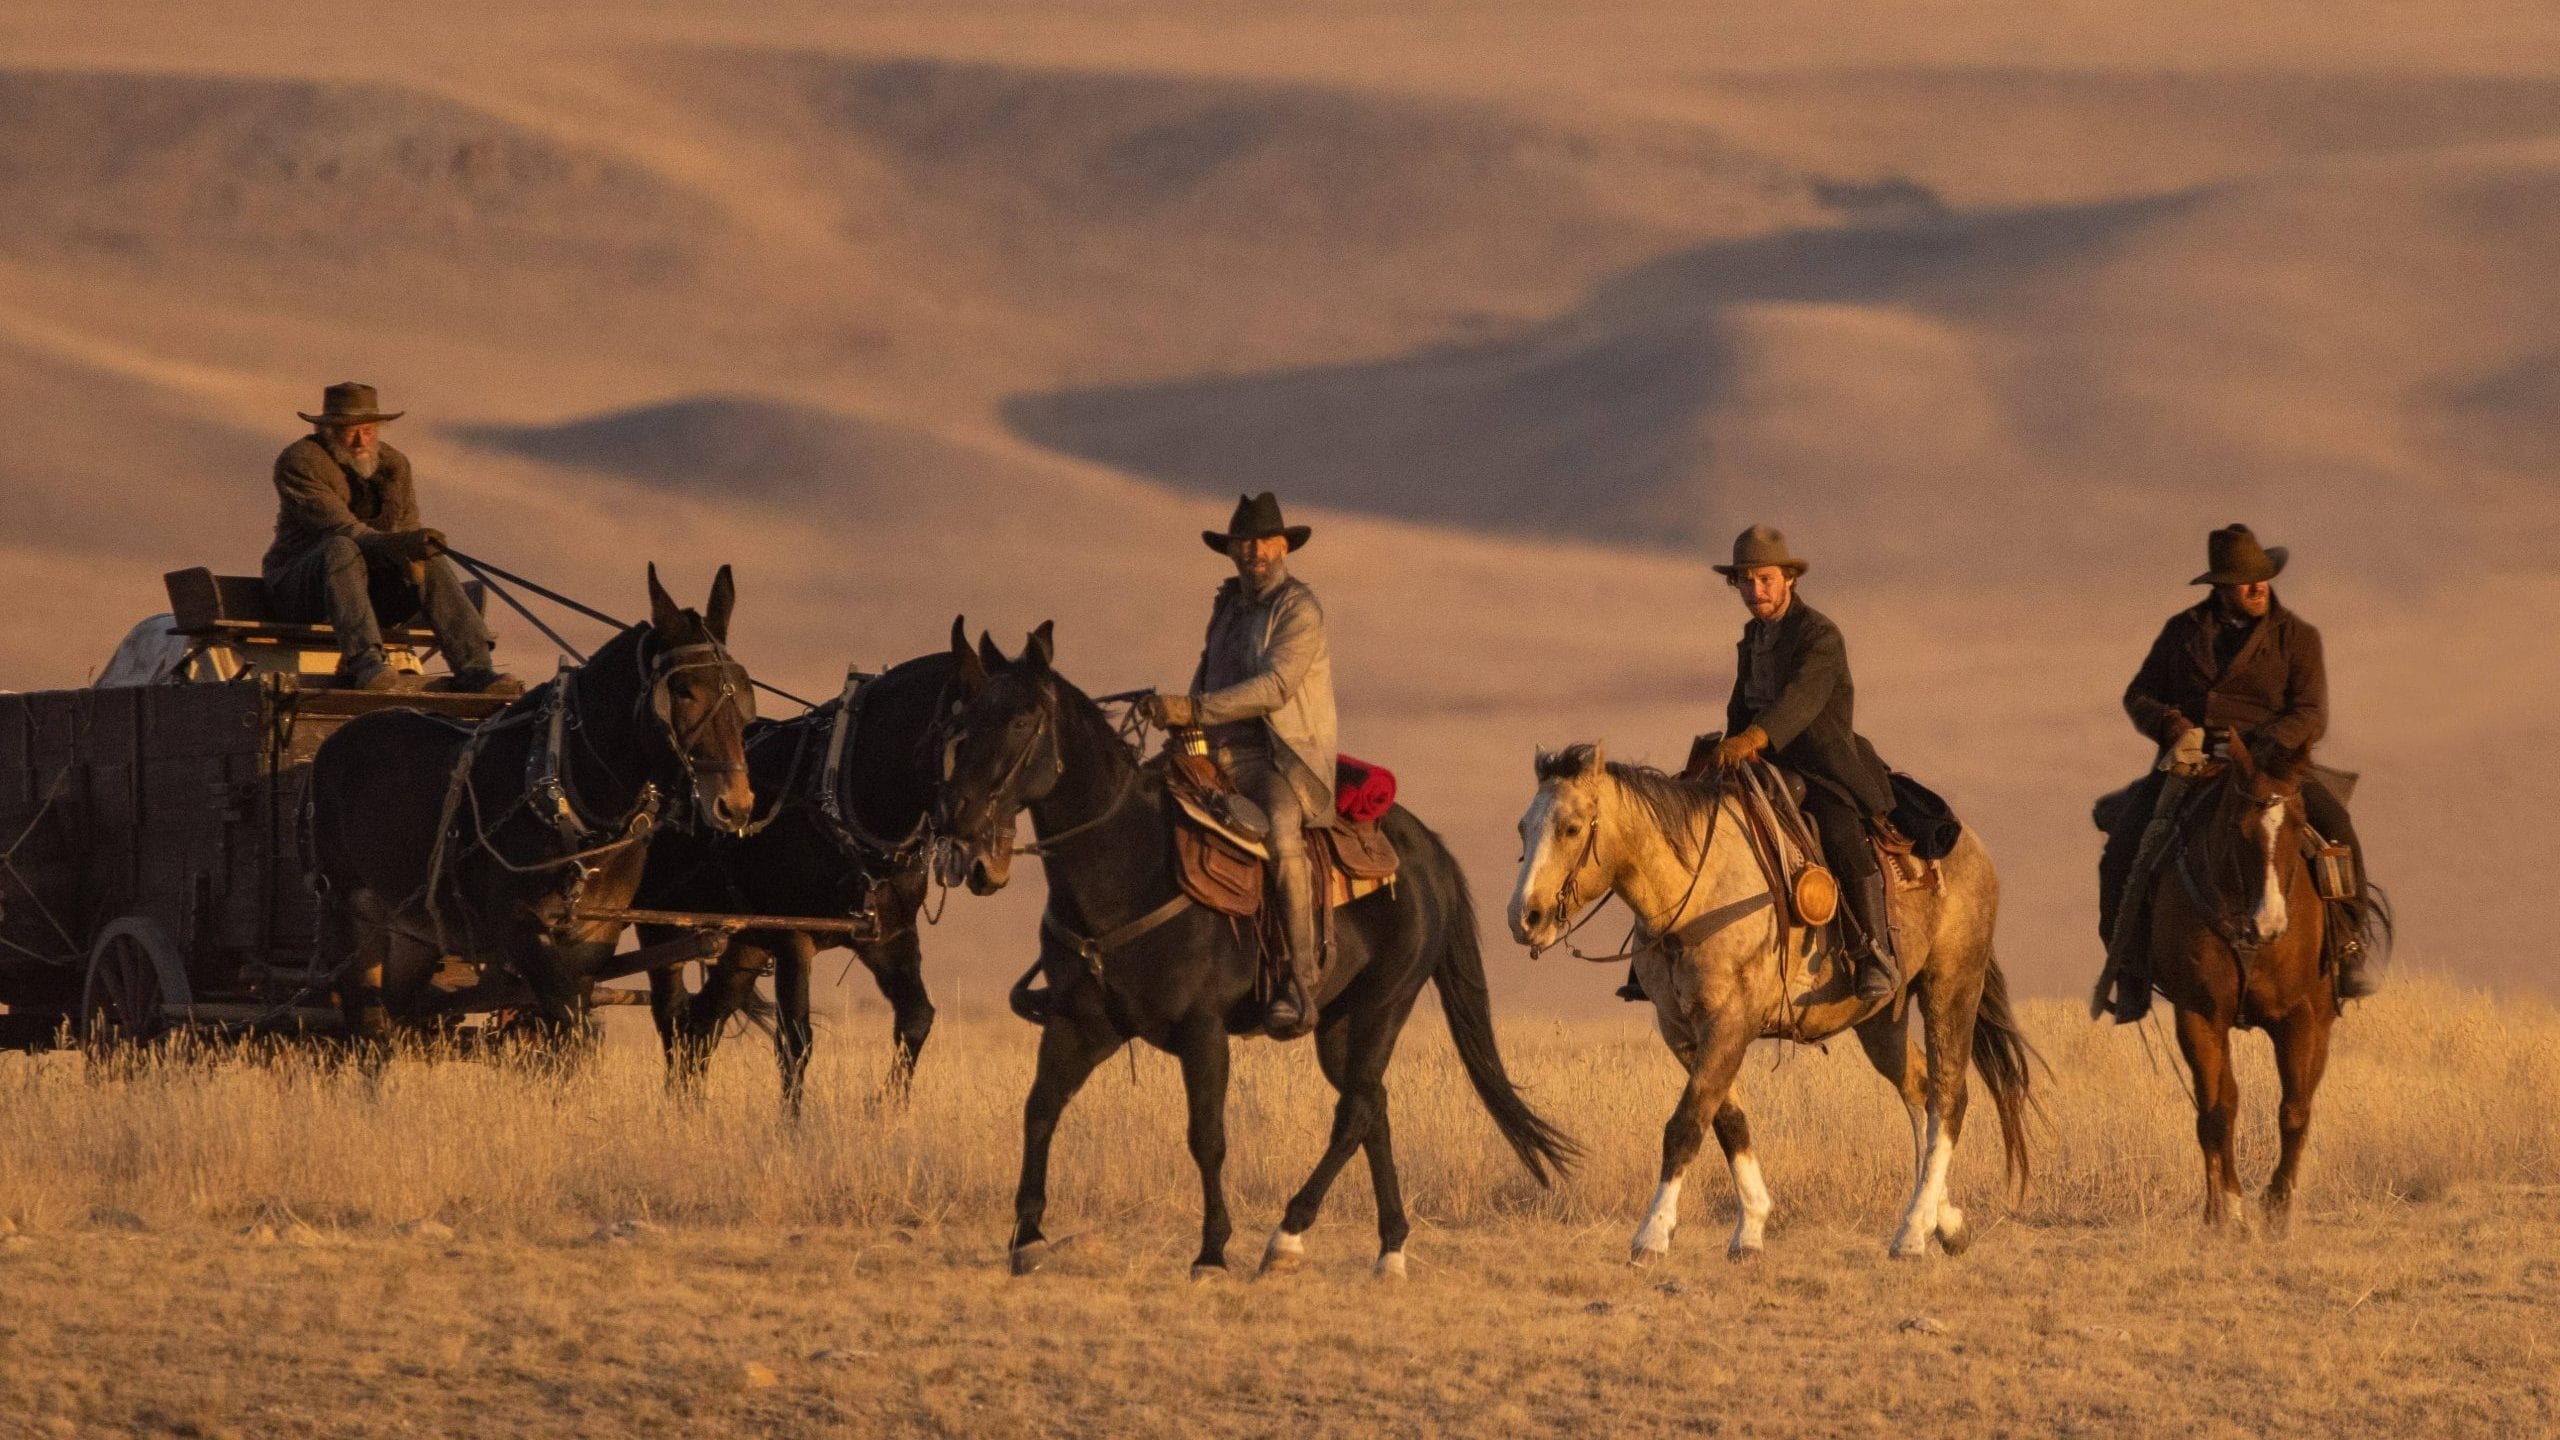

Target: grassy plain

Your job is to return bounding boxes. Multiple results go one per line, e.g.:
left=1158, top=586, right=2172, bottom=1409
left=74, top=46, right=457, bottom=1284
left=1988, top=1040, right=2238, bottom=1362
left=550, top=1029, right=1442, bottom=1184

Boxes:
left=1, top=975, right=2556, bottom=1435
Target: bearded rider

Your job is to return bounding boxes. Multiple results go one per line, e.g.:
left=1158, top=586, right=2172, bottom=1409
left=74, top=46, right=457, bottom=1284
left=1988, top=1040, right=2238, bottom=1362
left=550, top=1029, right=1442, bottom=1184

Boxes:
left=2095, top=524, right=2374, bottom=1022
left=1137, top=493, right=1338, bottom=1040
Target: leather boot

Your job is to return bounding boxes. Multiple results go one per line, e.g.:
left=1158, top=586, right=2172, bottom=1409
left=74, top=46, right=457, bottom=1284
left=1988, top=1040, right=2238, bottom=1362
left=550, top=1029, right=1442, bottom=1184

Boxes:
left=1847, top=869, right=1898, bottom=1004
left=1617, top=965, right=1648, bottom=1003
left=1263, top=848, right=1321, bottom=1040
left=2102, top=814, right=2180, bottom=1023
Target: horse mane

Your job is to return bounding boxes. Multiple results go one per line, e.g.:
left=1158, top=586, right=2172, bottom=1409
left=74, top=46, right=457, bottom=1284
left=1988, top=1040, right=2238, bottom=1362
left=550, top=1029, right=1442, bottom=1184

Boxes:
left=1536, top=742, right=1717, bottom=859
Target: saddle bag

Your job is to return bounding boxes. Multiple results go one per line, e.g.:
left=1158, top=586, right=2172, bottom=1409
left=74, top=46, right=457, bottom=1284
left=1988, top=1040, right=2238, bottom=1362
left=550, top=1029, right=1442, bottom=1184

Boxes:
left=1321, top=820, right=1400, bottom=882
left=1174, top=824, right=1263, bottom=917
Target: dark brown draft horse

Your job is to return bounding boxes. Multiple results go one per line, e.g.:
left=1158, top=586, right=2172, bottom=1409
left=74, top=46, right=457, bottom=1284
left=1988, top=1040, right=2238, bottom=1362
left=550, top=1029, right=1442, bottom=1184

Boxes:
left=2140, top=736, right=2367, bottom=1232
left=308, top=566, right=754, bottom=1056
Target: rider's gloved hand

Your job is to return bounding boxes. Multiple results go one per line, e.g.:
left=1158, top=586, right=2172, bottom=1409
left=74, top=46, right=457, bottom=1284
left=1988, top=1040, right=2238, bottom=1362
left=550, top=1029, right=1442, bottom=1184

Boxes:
left=1714, top=725, right=1769, bottom=771
left=378, top=528, right=444, bottom=564
left=1137, top=693, right=1198, bottom=729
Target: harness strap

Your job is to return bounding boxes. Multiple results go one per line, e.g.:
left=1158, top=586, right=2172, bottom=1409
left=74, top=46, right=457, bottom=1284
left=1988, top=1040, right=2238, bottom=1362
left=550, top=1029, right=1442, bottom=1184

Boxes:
left=1041, top=892, right=1196, bottom=979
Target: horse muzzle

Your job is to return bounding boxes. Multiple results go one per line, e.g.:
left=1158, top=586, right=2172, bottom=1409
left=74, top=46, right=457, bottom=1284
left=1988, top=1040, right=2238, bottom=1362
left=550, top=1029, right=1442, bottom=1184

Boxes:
left=964, top=828, right=1016, bottom=895
left=695, top=774, right=755, bottom=836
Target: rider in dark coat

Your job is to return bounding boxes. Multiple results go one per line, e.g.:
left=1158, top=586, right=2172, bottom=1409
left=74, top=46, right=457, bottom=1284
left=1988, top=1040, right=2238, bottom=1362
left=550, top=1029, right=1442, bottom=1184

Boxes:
left=2097, top=524, right=2372, bottom=1021
left=1704, top=525, right=1901, bottom=1005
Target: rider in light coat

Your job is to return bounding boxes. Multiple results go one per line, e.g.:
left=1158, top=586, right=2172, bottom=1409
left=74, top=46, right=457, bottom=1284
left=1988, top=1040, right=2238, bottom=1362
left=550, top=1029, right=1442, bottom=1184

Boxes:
left=1139, top=493, right=1338, bottom=1038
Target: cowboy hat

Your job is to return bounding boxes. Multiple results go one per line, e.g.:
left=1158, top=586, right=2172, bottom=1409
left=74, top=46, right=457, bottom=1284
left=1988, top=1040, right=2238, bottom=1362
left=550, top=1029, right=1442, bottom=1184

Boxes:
left=2190, top=523, right=2287, bottom=586
left=1202, top=492, right=1311, bottom=554
left=298, top=381, right=404, bottom=426
left=1711, top=523, right=1809, bottom=579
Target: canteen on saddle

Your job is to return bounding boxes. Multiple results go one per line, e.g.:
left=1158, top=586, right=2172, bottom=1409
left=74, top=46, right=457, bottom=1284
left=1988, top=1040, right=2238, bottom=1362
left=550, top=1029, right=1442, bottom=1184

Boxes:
left=1158, top=734, right=1400, bottom=918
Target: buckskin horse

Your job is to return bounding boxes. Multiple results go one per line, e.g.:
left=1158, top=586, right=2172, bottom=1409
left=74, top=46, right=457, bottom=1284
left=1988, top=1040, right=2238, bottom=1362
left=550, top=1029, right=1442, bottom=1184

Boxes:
left=936, top=625, right=1577, bottom=1280
left=308, top=566, right=754, bottom=1056
left=1508, top=745, right=2036, bottom=1262
left=2123, top=734, right=2388, bottom=1232
left=634, top=639, right=976, bottom=1107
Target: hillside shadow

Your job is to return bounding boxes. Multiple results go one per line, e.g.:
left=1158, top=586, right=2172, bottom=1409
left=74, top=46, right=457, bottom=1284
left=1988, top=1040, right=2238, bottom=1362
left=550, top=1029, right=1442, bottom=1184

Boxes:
left=1002, top=189, right=2205, bottom=547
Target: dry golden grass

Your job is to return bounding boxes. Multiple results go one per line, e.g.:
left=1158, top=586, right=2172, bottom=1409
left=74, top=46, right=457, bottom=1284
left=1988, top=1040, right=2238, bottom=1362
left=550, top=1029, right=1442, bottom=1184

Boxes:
left=0, top=973, right=2556, bottom=1436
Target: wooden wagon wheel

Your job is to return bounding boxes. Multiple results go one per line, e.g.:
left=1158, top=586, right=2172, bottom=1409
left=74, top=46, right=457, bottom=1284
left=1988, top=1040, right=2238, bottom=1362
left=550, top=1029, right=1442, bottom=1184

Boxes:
left=80, top=921, right=180, bottom=1053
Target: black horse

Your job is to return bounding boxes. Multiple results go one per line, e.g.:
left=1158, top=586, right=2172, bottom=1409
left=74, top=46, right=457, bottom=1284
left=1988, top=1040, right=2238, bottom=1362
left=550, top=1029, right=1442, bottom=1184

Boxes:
left=308, top=566, right=754, bottom=1053
left=633, top=642, right=971, bottom=1107
left=937, top=624, right=1578, bottom=1280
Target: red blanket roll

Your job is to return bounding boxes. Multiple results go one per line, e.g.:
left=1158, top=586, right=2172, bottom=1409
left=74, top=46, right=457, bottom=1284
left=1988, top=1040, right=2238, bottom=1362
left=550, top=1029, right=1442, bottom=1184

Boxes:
left=1334, top=754, right=1397, bottom=824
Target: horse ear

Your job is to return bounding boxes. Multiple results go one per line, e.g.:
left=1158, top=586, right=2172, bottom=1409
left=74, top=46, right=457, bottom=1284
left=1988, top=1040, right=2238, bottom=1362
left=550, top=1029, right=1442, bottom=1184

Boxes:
left=647, top=563, right=680, bottom=634
left=704, top=564, right=736, bottom=644
left=977, top=630, right=1006, bottom=671
left=951, top=615, right=986, bottom=692
left=1024, top=620, right=1055, bottom=671
left=2267, top=744, right=2312, bottom=785
left=1590, top=741, right=1608, bottom=772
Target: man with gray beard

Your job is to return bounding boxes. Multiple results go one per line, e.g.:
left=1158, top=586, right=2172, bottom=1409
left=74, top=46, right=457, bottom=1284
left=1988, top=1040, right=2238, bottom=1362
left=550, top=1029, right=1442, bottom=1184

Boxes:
left=261, top=382, right=509, bottom=692
left=1139, top=493, right=1338, bottom=1039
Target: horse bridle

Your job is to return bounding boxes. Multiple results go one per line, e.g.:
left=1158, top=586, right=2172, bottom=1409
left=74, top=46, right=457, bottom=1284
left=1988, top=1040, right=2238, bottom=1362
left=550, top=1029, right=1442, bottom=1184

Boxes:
left=1530, top=770, right=1727, bottom=965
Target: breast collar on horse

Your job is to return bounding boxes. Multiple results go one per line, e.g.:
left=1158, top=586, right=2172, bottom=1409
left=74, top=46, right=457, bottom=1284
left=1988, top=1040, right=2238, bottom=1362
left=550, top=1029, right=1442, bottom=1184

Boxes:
left=527, top=637, right=748, bottom=847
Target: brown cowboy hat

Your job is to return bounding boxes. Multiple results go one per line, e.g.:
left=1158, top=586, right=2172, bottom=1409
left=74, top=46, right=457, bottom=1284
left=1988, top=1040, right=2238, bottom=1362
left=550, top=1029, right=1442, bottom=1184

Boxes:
left=298, top=381, right=404, bottom=426
left=2190, top=523, right=2287, bottom=586
left=1202, top=491, right=1311, bottom=554
left=1711, top=523, right=1809, bottom=579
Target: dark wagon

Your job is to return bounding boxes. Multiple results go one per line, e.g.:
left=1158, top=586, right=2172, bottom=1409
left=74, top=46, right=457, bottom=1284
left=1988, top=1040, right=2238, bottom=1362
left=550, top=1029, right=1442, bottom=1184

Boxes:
left=0, top=569, right=510, bottom=1050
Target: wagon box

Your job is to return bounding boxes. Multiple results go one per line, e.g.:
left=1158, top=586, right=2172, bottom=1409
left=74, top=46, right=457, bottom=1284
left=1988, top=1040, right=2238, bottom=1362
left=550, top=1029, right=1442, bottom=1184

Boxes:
left=0, top=675, right=509, bottom=1050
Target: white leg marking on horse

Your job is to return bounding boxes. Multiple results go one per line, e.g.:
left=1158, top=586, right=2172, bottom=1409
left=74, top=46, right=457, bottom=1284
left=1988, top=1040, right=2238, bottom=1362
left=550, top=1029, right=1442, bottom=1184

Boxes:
left=1374, top=1250, right=1407, bottom=1281
left=1892, top=1115, right=1955, bottom=1258
left=1728, top=1151, right=1772, bottom=1256
left=1260, top=1225, right=1305, bottom=1274
left=2253, top=803, right=2288, bottom=941
left=1633, top=1176, right=1683, bottom=1258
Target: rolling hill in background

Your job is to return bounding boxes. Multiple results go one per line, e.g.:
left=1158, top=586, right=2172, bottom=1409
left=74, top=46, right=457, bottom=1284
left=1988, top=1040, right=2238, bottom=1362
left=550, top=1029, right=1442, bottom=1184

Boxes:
left=2, top=1, right=2554, bottom=1015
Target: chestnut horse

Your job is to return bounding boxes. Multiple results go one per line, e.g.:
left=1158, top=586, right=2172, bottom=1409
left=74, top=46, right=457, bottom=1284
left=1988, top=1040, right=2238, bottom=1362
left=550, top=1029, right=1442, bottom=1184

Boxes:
left=2138, top=736, right=2347, bottom=1232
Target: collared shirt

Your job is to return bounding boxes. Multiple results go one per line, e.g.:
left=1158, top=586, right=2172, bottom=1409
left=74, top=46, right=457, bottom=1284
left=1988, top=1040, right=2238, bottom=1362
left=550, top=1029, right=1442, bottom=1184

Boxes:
left=1741, top=607, right=1788, bottom=713
left=1200, top=565, right=1290, bottom=745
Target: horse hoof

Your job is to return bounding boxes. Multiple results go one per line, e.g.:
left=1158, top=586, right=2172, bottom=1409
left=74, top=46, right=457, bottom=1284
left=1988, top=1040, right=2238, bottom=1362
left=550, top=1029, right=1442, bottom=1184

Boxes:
left=1888, top=1237, right=1932, bottom=1261
left=1935, top=1222, right=1972, bottom=1258
left=1726, top=1240, right=1763, bottom=1262
left=1629, top=1244, right=1669, bottom=1268
left=1373, top=1251, right=1407, bottom=1282
left=1190, top=1262, right=1228, bottom=1283
left=1008, top=1243, right=1047, bottom=1277
left=1260, top=1228, right=1306, bottom=1276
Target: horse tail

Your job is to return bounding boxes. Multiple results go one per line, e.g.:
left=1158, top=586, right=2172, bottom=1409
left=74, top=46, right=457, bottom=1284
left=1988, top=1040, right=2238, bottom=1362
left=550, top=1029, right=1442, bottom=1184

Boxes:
left=1969, top=953, right=2043, bottom=1202
left=1428, top=844, right=1581, bottom=1186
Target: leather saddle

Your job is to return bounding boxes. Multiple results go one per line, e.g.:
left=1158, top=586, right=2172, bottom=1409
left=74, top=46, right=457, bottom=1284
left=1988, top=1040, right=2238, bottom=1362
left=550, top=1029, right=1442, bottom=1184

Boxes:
left=1157, top=747, right=1400, bottom=919
left=1680, top=734, right=1951, bottom=918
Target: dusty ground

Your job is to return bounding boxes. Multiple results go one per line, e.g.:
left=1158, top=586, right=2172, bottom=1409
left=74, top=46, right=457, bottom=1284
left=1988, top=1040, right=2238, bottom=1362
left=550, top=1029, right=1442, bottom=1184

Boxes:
left=0, top=982, right=2555, bottom=1435
left=2, top=1199, right=2554, bottom=1437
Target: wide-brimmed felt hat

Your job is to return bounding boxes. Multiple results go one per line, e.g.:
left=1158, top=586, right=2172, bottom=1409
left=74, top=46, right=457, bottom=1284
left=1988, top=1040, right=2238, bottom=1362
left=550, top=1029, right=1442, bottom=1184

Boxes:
left=2191, top=523, right=2287, bottom=586
left=1202, top=492, right=1311, bottom=554
left=1712, top=523, right=1809, bottom=579
left=299, top=381, right=403, bottom=426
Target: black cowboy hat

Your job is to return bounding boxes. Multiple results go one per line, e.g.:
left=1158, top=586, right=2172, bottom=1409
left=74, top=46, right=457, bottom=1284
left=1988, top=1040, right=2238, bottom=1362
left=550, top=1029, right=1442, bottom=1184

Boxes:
left=298, top=380, right=404, bottom=426
left=1711, top=523, right=1809, bottom=579
left=1202, top=492, right=1311, bottom=554
left=2191, top=523, right=2287, bottom=586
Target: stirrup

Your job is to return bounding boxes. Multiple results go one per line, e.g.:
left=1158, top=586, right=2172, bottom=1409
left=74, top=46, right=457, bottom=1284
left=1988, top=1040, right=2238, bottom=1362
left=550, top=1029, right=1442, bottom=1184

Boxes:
left=1264, top=975, right=1314, bottom=1039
